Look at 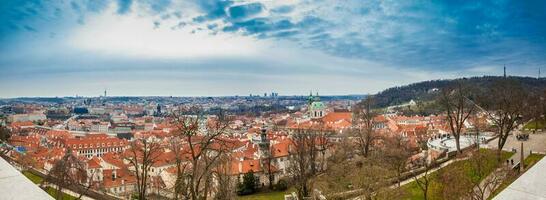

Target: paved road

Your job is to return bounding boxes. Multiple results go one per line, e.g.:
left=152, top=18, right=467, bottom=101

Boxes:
left=486, top=131, right=546, bottom=167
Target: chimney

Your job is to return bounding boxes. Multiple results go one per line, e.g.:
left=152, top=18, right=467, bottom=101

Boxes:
left=238, top=161, right=243, bottom=174
left=121, top=179, right=125, bottom=185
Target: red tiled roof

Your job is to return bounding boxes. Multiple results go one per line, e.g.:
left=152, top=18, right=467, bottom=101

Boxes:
left=87, top=157, right=101, bottom=169
left=321, top=112, right=352, bottom=123
left=102, top=169, right=136, bottom=188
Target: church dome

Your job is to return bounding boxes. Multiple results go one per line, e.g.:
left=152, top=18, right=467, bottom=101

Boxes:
left=310, top=101, right=326, bottom=110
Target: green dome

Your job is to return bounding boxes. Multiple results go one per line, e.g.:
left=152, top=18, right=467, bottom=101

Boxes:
left=310, top=101, right=326, bottom=110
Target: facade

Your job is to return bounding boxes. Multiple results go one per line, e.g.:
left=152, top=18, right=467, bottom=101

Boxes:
left=8, top=113, right=46, bottom=122
left=91, top=121, right=110, bottom=133
left=54, top=134, right=127, bottom=158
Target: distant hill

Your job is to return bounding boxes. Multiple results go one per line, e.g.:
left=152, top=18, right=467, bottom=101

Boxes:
left=373, top=76, right=546, bottom=108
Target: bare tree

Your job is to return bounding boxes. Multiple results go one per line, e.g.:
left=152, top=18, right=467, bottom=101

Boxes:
left=213, top=153, right=236, bottom=200
left=479, top=79, right=528, bottom=161
left=468, top=152, right=507, bottom=200
left=414, top=158, right=436, bottom=200
left=527, top=89, right=545, bottom=133
left=438, top=163, right=471, bottom=200
left=439, top=150, right=508, bottom=200
left=123, top=138, right=163, bottom=200
left=43, top=148, right=88, bottom=200
left=170, top=111, right=230, bottom=200
left=439, top=80, right=475, bottom=153
left=168, top=137, right=190, bottom=199
left=352, top=96, right=379, bottom=157
left=357, top=159, right=393, bottom=200
left=383, top=135, right=413, bottom=187
left=288, top=128, right=315, bottom=199
left=315, top=128, right=332, bottom=173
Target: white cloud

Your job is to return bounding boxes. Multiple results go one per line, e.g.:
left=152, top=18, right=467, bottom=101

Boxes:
left=66, top=4, right=266, bottom=60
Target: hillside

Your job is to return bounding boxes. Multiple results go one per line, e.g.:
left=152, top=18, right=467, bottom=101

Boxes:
left=373, top=76, right=546, bottom=108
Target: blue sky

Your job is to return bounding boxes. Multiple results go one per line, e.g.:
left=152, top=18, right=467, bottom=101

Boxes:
left=1, top=0, right=545, bottom=97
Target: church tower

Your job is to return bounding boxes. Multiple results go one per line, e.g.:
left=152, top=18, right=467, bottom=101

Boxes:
left=258, top=126, right=270, bottom=158
left=308, top=91, right=326, bottom=119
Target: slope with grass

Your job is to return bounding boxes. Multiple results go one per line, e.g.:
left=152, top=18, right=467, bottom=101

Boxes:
left=399, top=149, right=514, bottom=200
left=488, top=154, right=545, bottom=199
left=22, top=170, right=77, bottom=200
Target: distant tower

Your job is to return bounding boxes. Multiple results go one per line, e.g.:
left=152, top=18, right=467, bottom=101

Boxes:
left=539, top=68, right=541, bottom=79
left=104, top=89, right=107, bottom=97
left=503, top=65, right=506, bottom=78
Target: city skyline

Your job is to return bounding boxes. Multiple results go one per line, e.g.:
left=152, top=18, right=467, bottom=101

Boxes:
left=1, top=0, right=546, bottom=97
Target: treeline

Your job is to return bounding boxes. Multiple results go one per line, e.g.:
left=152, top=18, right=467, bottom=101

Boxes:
left=374, top=76, right=546, bottom=108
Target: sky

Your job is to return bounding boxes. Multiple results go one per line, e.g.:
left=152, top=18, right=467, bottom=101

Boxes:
left=1, top=0, right=545, bottom=97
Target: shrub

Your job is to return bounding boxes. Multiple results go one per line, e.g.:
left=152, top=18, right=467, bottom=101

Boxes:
left=274, top=179, right=288, bottom=191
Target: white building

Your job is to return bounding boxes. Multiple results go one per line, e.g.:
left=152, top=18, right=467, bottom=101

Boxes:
left=8, top=113, right=46, bottom=122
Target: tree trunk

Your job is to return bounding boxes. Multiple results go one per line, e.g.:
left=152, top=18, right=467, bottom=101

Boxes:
left=455, top=134, right=461, bottom=153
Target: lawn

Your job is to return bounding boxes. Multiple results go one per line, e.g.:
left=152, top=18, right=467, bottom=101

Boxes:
left=237, top=188, right=294, bottom=200
left=523, top=154, right=544, bottom=167
left=22, top=170, right=77, bottom=200
left=45, top=187, right=78, bottom=200
left=488, top=154, right=545, bottom=199
left=523, top=119, right=546, bottom=130
left=399, top=149, right=514, bottom=200
left=23, top=170, right=44, bottom=184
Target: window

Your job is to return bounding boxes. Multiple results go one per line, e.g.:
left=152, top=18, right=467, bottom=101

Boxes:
left=102, top=143, right=105, bottom=147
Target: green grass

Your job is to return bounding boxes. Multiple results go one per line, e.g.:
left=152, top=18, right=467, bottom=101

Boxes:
left=45, top=187, right=78, bottom=200
left=237, top=188, right=295, bottom=200
left=523, top=154, right=544, bottom=167
left=523, top=119, right=546, bottom=130
left=22, top=171, right=77, bottom=200
left=488, top=154, right=545, bottom=199
left=23, top=171, right=44, bottom=184
left=399, top=149, right=514, bottom=200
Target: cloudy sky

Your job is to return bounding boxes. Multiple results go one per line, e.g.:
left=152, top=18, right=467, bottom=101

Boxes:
left=1, top=0, right=545, bottom=97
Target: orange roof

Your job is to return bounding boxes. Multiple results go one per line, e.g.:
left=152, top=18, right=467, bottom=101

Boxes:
left=10, top=121, right=34, bottom=128
left=102, top=152, right=126, bottom=168
left=271, top=139, right=291, bottom=158
left=102, top=169, right=136, bottom=188
left=230, top=159, right=262, bottom=175
left=87, top=157, right=101, bottom=169
left=322, top=112, right=352, bottom=123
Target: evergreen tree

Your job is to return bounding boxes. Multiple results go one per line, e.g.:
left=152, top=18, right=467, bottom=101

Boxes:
left=237, top=170, right=257, bottom=195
